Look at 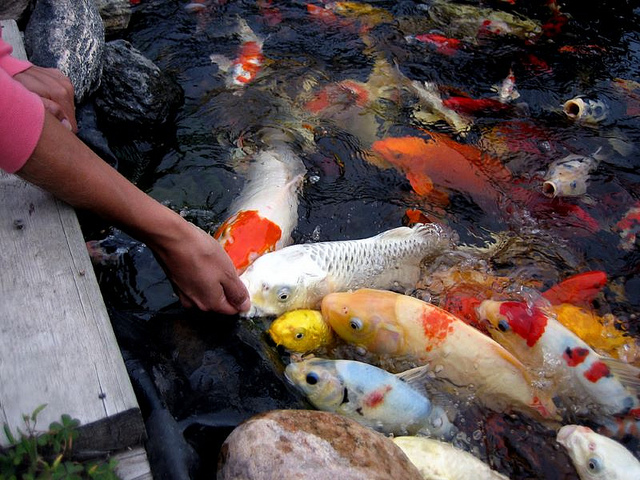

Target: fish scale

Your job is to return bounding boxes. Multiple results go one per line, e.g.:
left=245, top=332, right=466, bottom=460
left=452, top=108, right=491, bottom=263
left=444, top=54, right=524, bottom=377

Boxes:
left=241, top=223, right=453, bottom=317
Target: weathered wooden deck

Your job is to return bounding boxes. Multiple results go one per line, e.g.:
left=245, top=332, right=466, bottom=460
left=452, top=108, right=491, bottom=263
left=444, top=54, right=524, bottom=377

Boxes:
left=0, top=20, right=152, bottom=480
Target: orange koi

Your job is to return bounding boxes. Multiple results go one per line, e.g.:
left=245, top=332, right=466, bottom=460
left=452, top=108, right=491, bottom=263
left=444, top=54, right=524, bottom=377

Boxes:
left=304, top=80, right=370, bottom=114
left=442, top=96, right=512, bottom=115
left=370, top=132, right=511, bottom=211
left=306, top=3, right=340, bottom=24
left=322, top=289, right=559, bottom=421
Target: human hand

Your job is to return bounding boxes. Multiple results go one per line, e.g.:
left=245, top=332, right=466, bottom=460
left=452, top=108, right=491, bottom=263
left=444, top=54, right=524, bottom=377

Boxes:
left=151, top=221, right=251, bottom=315
left=14, top=65, right=77, bottom=132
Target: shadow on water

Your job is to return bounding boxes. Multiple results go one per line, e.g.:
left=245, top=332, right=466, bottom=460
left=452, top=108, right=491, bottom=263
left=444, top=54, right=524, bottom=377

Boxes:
left=80, top=0, right=640, bottom=478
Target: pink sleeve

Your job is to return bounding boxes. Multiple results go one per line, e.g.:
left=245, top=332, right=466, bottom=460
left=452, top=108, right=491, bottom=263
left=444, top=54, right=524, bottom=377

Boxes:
left=0, top=36, right=45, bottom=173
left=0, top=37, right=34, bottom=76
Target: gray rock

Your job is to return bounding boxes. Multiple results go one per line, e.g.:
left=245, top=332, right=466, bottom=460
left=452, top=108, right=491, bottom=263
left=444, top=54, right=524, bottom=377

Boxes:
left=94, top=39, right=183, bottom=128
left=94, top=0, right=130, bottom=38
left=0, top=0, right=32, bottom=23
left=24, top=0, right=104, bottom=103
left=218, top=409, right=424, bottom=480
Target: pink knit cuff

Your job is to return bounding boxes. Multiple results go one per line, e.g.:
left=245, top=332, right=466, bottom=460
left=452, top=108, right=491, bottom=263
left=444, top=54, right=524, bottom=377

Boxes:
left=0, top=68, right=45, bottom=173
left=0, top=37, right=33, bottom=76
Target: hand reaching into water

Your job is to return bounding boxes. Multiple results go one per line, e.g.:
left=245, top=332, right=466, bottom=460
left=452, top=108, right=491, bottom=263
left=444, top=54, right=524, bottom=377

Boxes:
left=150, top=221, right=251, bottom=314
left=13, top=65, right=77, bottom=132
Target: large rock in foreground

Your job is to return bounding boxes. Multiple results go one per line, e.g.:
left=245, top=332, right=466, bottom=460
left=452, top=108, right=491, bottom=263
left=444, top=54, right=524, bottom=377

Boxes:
left=218, top=409, right=423, bottom=480
left=24, top=0, right=104, bottom=103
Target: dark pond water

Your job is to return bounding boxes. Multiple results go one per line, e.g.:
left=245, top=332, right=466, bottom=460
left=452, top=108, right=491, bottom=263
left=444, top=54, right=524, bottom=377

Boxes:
left=84, top=0, right=640, bottom=478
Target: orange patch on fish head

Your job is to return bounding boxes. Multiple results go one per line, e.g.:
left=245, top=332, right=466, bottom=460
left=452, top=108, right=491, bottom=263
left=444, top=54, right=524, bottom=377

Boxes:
left=304, top=81, right=369, bottom=115
left=214, top=210, right=282, bottom=273
left=497, top=302, right=548, bottom=347
left=322, top=290, right=403, bottom=353
left=419, top=306, right=455, bottom=351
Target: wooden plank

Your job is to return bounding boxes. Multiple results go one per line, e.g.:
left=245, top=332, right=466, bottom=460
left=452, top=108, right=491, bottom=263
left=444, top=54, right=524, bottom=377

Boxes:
left=113, top=447, right=154, bottom=480
left=0, top=20, right=145, bottom=456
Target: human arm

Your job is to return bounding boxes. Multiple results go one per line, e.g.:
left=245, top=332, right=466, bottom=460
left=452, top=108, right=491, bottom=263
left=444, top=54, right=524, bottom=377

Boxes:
left=15, top=111, right=250, bottom=314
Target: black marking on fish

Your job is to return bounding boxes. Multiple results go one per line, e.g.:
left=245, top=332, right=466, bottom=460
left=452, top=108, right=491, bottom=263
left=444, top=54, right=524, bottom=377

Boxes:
left=341, top=387, right=350, bottom=405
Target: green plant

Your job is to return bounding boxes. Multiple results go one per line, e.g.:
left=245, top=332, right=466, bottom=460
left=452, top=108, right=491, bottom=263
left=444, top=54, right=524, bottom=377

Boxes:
left=0, top=405, right=119, bottom=480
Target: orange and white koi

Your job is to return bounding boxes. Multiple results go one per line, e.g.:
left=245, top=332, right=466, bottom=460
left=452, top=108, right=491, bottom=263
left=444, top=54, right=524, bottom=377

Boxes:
left=405, top=33, right=464, bottom=56
left=477, top=299, right=640, bottom=418
left=213, top=143, right=305, bottom=273
left=210, top=18, right=264, bottom=88
left=321, top=289, right=559, bottom=422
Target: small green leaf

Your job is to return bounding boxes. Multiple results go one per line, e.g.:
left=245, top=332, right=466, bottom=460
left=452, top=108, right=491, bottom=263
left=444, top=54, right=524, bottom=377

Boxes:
left=3, top=424, right=16, bottom=445
left=31, top=404, right=47, bottom=422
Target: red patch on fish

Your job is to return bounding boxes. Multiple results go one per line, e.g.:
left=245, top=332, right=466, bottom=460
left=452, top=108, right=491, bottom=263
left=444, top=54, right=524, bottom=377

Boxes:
left=304, top=80, right=370, bottom=114
left=413, top=33, right=462, bottom=56
left=542, top=271, right=607, bottom=306
left=307, top=3, right=339, bottom=23
left=584, top=361, right=611, bottom=383
left=562, top=347, right=589, bottom=367
left=363, top=385, right=393, bottom=408
left=233, top=41, right=264, bottom=84
left=214, top=210, right=282, bottom=272
left=498, top=302, right=547, bottom=347
left=420, top=307, right=455, bottom=350
left=443, top=96, right=512, bottom=115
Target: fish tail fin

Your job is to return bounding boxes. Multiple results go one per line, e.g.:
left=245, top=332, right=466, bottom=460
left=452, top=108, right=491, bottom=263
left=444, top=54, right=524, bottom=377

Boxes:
left=210, top=54, right=233, bottom=72
left=530, top=393, right=561, bottom=421
left=236, top=16, right=262, bottom=44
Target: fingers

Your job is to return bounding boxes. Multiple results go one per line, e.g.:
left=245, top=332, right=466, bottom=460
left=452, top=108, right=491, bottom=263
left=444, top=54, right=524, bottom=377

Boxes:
left=13, top=66, right=78, bottom=132
left=41, top=98, right=73, bottom=130
left=222, top=276, right=251, bottom=312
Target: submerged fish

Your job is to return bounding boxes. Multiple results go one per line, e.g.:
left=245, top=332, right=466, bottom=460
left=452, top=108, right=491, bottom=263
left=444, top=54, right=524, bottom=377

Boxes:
left=477, top=300, right=640, bottom=418
left=370, top=132, right=512, bottom=212
left=285, top=357, right=456, bottom=438
left=240, top=223, right=453, bottom=317
left=321, top=289, right=558, bottom=421
left=268, top=309, right=333, bottom=352
left=542, top=148, right=604, bottom=198
left=557, top=424, right=640, bottom=480
left=213, top=143, right=306, bottom=273
left=422, top=0, right=542, bottom=43
left=563, top=97, right=610, bottom=124
left=392, top=436, right=510, bottom=480
left=210, top=17, right=264, bottom=88
left=615, top=201, right=640, bottom=251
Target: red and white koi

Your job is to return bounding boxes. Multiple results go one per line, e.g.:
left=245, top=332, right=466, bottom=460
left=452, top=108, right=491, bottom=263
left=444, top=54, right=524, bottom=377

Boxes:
left=477, top=299, right=640, bottom=418
left=213, top=143, right=306, bottom=273
left=321, top=289, right=559, bottom=422
left=615, top=201, right=640, bottom=251
left=210, top=18, right=264, bottom=88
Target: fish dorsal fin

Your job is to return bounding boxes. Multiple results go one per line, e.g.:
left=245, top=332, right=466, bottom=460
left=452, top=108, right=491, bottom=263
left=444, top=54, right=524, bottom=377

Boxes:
left=601, top=356, right=640, bottom=395
left=373, top=222, right=448, bottom=244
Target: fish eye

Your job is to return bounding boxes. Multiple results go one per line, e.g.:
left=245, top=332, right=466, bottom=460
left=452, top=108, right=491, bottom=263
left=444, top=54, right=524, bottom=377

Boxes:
left=306, top=372, right=318, bottom=385
left=498, top=319, right=510, bottom=332
left=295, top=332, right=305, bottom=340
left=277, top=287, right=291, bottom=302
left=349, top=317, right=363, bottom=331
left=587, top=457, right=602, bottom=473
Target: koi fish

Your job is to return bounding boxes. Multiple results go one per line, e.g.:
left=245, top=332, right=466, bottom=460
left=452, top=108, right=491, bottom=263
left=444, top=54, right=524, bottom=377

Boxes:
left=442, top=96, right=513, bottom=116
left=285, top=357, right=456, bottom=438
left=492, top=68, right=520, bottom=103
left=370, top=132, right=512, bottom=212
left=557, top=424, right=640, bottom=480
left=392, top=436, right=510, bottom=480
left=321, top=289, right=559, bottom=421
left=542, top=148, right=605, bottom=198
left=614, top=201, right=640, bottom=251
left=552, top=303, right=640, bottom=365
left=209, top=18, right=264, bottom=88
left=240, top=223, right=454, bottom=317
left=422, top=0, right=542, bottom=43
left=563, top=97, right=609, bottom=124
left=477, top=299, right=640, bottom=418
left=405, top=33, right=464, bottom=56
left=268, top=309, right=333, bottom=353
left=213, top=143, right=306, bottom=273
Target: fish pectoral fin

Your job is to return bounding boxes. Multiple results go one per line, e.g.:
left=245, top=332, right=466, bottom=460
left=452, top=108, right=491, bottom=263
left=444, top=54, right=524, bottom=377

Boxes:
left=405, top=171, right=435, bottom=197
left=210, top=54, right=233, bottom=72
left=395, top=364, right=431, bottom=386
left=601, top=356, right=640, bottom=394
